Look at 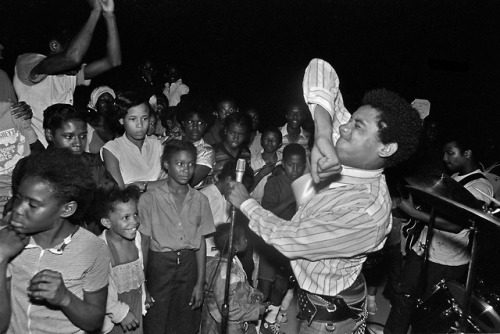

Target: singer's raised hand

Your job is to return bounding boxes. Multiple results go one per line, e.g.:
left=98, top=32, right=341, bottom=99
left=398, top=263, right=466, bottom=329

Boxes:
left=225, top=181, right=250, bottom=210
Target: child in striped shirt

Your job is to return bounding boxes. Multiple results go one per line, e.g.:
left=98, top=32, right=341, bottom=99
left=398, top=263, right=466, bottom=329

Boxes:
left=0, top=149, right=110, bottom=334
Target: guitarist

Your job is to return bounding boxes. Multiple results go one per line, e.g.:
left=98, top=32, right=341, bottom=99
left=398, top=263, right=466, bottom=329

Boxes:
left=385, top=135, right=494, bottom=334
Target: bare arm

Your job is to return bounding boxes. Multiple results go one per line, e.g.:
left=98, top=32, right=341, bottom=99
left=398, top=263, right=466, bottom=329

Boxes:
left=0, top=225, right=29, bottom=333
left=102, top=148, right=125, bottom=189
left=398, top=197, right=463, bottom=234
left=28, top=269, right=108, bottom=332
left=84, top=0, right=122, bottom=79
left=190, top=238, right=206, bottom=310
left=66, top=287, right=108, bottom=331
left=0, top=264, right=11, bottom=333
left=31, top=0, right=102, bottom=78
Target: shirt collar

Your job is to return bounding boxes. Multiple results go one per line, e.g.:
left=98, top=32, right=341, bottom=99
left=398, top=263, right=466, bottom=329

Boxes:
left=160, top=179, right=195, bottom=198
left=329, top=165, right=384, bottom=187
left=193, top=138, right=205, bottom=147
left=122, top=134, right=151, bottom=148
left=281, top=125, right=307, bottom=139
left=25, top=228, right=79, bottom=255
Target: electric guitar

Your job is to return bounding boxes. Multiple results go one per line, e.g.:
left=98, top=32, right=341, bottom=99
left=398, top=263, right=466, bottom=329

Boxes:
left=401, top=206, right=424, bottom=255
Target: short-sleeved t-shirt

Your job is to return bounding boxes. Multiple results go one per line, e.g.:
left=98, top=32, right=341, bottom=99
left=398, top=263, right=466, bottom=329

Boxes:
left=193, top=138, right=215, bottom=189
left=414, top=170, right=494, bottom=266
left=193, top=138, right=215, bottom=169
left=0, top=69, right=37, bottom=212
left=13, top=53, right=89, bottom=147
left=200, top=184, right=231, bottom=257
left=7, top=227, right=111, bottom=334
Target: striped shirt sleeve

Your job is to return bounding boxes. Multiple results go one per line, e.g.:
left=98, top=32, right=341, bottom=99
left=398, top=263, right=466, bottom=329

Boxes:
left=302, top=58, right=351, bottom=144
left=241, top=193, right=384, bottom=262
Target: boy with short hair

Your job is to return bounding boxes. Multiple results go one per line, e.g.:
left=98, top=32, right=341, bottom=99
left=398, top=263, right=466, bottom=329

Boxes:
left=178, top=96, right=215, bottom=188
left=258, top=143, right=307, bottom=334
left=210, top=113, right=254, bottom=188
left=261, top=143, right=306, bottom=220
left=277, top=104, right=310, bottom=159
left=249, top=127, right=283, bottom=203
left=204, top=97, right=239, bottom=145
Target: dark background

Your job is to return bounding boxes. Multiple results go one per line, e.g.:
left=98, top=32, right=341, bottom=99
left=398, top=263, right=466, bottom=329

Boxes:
left=1, top=0, right=500, bottom=152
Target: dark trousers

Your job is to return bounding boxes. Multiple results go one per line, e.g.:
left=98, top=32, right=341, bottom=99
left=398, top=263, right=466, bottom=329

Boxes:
left=144, top=249, right=201, bottom=334
left=382, top=243, right=404, bottom=303
left=384, top=251, right=468, bottom=334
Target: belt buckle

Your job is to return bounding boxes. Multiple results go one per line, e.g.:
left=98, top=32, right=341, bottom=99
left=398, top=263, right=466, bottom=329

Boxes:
left=326, top=303, right=337, bottom=313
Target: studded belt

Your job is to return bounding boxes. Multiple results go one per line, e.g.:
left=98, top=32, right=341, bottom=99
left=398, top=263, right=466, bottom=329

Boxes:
left=297, top=289, right=365, bottom=324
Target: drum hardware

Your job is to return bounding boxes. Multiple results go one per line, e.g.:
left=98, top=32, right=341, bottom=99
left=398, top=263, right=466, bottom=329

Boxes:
left=406, top=174, right=500, bottom=333
left=412, top=280, right=500, bottom=333
left=474, top=277, right=500, bottom=313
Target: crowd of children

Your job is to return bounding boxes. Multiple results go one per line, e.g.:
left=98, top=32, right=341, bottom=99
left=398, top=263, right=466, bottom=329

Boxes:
left=4, top=2, right=499, bottom=334
left=0, top=64, right=315, bottom=333
left=0, top=7, right=317, bottom=329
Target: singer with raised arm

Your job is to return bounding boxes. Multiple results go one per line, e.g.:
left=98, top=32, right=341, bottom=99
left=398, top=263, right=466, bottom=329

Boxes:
left=226, top=58, right=422, bottom=333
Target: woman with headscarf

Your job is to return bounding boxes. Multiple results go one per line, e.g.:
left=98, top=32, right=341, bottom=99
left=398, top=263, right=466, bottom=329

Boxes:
left=86, top=85, right=120, bottom=154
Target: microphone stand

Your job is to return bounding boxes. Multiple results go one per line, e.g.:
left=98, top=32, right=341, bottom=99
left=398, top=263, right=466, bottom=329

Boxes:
left=221, top=159, right=245, bottom=334
left=221, top=203, right=237, bottom=334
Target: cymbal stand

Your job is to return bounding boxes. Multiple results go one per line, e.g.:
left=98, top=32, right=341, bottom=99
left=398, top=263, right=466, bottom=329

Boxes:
left=458, top=219, right=479, bottom=333
left=418, top=208, right=436, bottom=297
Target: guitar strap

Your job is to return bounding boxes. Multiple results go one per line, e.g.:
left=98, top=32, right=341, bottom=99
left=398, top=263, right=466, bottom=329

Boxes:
left=456, top=172, right=486, bottom=186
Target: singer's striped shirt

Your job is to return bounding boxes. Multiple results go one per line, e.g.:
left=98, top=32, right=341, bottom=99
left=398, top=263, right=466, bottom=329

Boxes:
left=240, top=58, right=392, bottom=296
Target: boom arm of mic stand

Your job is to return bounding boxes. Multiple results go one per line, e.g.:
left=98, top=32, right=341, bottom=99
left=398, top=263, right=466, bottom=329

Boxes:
left=221, top=203, right=238, bottom=334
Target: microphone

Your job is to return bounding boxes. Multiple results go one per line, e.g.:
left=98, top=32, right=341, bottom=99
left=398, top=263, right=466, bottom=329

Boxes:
left=235, top=158, right=246, bottom=183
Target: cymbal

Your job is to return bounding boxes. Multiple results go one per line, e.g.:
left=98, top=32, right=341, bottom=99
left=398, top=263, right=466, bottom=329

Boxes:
left=407, top=185, right=500, bottom=229
left=404, top=173, right=482, bottom=210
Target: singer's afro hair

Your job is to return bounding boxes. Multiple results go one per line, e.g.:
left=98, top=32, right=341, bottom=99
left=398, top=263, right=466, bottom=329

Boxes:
left=362, top=89, right=423, bottom=167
